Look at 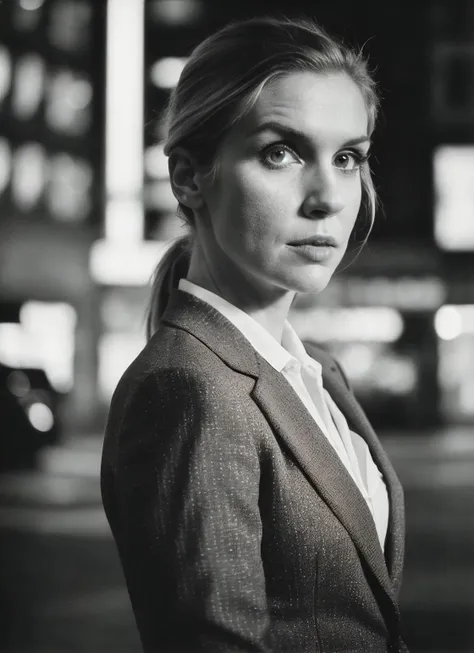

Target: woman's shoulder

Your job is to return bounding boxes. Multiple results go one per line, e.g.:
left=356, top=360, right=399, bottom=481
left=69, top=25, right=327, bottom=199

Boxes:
left=104, top=324, right=259, bottom=460
left=111, top=322, right=241, bottom=407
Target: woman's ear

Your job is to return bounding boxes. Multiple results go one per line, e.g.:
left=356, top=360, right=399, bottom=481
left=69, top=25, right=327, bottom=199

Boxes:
left=168, top=148, right=205, bottom=209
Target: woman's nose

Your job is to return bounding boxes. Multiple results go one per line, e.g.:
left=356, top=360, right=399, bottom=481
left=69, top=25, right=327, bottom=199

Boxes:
left=302, top=171, right=344, bottom=218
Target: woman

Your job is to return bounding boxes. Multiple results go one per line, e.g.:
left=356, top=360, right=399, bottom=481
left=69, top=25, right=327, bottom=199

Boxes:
left=101, top=15, right=409, bottom=653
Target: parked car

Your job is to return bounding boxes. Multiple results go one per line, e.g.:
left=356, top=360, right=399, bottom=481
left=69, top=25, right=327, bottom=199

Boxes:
left=0, top=362, right=60, bottom=471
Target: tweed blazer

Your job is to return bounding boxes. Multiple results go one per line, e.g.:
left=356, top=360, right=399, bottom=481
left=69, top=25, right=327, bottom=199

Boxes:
left=100, top=287, right=408, bottom=653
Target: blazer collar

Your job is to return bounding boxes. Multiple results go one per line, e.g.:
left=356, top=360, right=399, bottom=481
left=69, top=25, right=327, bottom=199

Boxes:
left=162, top=288, right=404, bottom=618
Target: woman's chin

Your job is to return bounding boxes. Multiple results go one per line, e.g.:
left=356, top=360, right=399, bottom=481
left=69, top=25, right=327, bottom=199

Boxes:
left=290, top=269, right=333, bottom=295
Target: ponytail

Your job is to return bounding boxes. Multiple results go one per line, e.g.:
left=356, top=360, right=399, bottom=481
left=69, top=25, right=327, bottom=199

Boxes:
left=146, top=233, right=193, bottom=340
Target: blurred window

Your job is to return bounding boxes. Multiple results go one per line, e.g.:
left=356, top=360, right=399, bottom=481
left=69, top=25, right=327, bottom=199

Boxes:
left=335, top=342, right=417, bottom=396
left=435, top=305, right=474, bottom=340
left=19, top=0, right=45, bottom=8
left=144, top=178, right=177, bottom=212
left=11, top=142, right=47, bottom=210
left=20, top=301, right=77, bottom=392
left=149, top=0, right=203, bottom=25
left=434, top=145, right=474, bottom=250
left=145, top=143, right=168, bottom=180
left=45, top=69, right=93, bottom=136
left=100, top=288, right=149, bottom=333
left=150, top=57, right=187, bottom=89
left=436, top=305, right=474, bottom=422
left=47, top=153, right=93, bottom=222
left=12, top=53, right=46, bottom=120
left=47, top=0, right=92, bottom=53
left=345, top=276, right=446, bottom=310
left=98, top=332, right=145, bottom=400
left=13, top=0, right=45, bottom=31
left=290, top=307, right=404, bottom=343
left=89, top=239, right=169, bottom=286
left=104, top=199, right=144, bottom=241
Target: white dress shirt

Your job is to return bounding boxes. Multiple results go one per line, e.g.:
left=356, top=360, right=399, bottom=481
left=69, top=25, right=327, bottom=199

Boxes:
left=178, top=278, right=389, bottom=551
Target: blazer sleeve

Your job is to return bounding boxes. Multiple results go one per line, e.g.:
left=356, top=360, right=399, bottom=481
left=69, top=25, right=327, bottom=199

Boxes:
left=106, top=367, right=272, bottom=653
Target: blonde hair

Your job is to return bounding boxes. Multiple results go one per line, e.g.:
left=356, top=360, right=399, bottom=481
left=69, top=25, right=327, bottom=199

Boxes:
left=146, top=15, right=380, bottom=339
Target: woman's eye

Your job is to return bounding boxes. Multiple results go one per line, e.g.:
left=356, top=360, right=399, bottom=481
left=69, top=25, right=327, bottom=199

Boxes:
left=262, top=145, right=299, bottom=168
left=334, top=151, right=366, bottom=171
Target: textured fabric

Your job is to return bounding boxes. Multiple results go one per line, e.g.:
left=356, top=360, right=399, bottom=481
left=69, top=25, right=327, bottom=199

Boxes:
left=101, top=288, right=408, bottom=653
left=178, top=278, right=389, bottom=551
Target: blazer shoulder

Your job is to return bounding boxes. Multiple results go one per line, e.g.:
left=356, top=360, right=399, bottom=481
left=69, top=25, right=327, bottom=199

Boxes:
left=113, top=322, right=227, bottom=393
left=108, top=322, right=253, bottom=430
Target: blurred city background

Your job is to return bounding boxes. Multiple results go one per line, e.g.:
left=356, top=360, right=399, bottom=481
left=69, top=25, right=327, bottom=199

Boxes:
left=0, top=0, right=473, bottom=651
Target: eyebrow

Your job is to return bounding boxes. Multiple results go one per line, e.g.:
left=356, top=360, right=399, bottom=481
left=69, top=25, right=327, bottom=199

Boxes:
left=249, top=121, right=370, bottom=147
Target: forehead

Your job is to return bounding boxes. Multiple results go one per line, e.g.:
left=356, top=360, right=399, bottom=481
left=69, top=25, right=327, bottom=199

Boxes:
left=239, top=71, right=368, bottom=142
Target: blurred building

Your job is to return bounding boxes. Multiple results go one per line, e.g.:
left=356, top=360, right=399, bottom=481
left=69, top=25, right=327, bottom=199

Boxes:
left=0, top=0, right=106, bottom=445
left=2, top=0, right=474, bottom=447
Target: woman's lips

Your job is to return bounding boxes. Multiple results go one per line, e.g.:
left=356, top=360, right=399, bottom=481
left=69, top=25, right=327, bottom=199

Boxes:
left=288, top=243, right=334, bottom=263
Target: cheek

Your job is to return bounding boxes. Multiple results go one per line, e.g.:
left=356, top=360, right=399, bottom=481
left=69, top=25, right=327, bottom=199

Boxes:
left=342, top=180, right=363, bottom=227
left=348, top=177, right=363, bottom=208
left=220, top=172, right=282, bottom=246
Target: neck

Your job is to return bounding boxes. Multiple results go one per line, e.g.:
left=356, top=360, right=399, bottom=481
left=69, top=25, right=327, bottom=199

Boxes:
left=186, top=249, right=295, bottom=345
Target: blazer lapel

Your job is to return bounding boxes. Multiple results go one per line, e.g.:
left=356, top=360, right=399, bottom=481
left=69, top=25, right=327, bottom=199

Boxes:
left=162, top=289, right=402, bottom=612
left=316, top=361, right=406, bottom=594
left=251, top=361, right=398, bottom=607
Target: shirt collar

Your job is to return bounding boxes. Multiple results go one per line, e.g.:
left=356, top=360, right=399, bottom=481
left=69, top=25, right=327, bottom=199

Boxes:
left=178, top=278, right=323, bottom=377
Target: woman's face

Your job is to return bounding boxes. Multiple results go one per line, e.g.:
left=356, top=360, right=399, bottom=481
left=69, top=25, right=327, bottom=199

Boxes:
left=196, top=71, right=370, bottom=297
